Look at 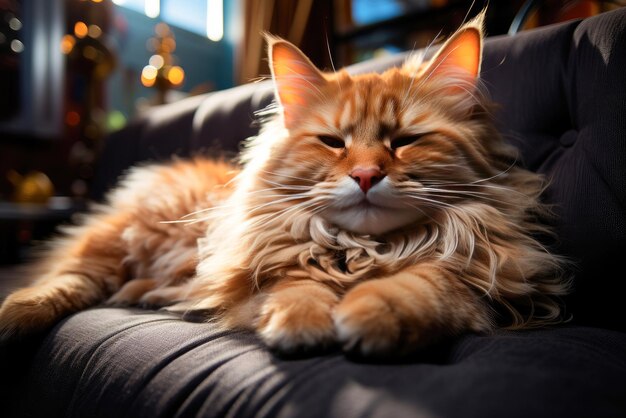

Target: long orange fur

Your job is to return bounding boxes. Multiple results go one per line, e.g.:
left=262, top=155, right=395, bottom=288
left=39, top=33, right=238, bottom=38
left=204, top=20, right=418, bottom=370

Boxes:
left=0, top=15, right=569, bottom=356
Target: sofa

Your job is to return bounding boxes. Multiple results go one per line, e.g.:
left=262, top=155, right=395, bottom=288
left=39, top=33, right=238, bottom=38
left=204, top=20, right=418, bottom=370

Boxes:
left=1, top=8, right=625, bottom=418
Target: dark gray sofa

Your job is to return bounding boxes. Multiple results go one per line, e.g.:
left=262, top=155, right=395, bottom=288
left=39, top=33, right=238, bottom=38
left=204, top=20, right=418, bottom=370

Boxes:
left=2, top=8, right=626, bottom=418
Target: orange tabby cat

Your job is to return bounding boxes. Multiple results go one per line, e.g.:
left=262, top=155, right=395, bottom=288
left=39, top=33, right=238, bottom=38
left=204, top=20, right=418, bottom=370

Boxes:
left=0, top=15, right=569, bottom=356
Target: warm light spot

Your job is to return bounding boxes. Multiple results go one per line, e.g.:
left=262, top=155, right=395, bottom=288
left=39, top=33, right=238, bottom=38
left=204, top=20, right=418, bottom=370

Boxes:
left=92, top=0, right=104, bottom=3
left=155, top=22, right=170, bottom=37
left=74, top=21, right=88, bottom=38
left=162, top=37, right=176, bottom=53
left=66, top=111, right=81, bottom=126
left=141, top=65, right=158, bottom=87
left=206, top=0, right=223, bottom=42
left=167, top=66, right=185, bottom=86
left=145, top=0, right=160, bottom=18
left=88, top=24, right=102, bottom=38
left=83, top=45, right=98, bottom=60
left=10, top=39, right=24, bottom=53
left=149, top=54, right=165, bottom=69
left=60, top=34, right=76, bottom=54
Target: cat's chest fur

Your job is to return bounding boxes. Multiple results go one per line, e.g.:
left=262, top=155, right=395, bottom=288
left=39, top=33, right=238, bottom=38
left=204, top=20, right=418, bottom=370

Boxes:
left=231, top=214, right=438, bottom=288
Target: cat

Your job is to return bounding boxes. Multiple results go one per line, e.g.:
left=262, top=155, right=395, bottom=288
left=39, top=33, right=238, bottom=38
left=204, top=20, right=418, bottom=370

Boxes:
left=0, top=14, right=569, bottom=357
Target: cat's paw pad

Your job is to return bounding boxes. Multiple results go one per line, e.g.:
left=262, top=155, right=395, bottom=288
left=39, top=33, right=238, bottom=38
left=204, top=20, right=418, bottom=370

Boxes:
left=258, top=297, right=336, bottom=355
left=333, top=289, right=403, bottom=358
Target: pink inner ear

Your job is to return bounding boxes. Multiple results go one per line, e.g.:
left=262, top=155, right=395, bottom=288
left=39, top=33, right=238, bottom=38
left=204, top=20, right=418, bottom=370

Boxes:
left=270, top=41, right=326, bottom=126
left=424, top=28, right=482, bottom=82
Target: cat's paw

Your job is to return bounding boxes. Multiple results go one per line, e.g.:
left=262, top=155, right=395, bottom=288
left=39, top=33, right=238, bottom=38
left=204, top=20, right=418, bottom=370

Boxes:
left=1, top=274, right=106, bottom=343
left=333, top=280, right=431, bottom=358
left=106, top=278, right=158, bottom=306
left=138, top=286, right=185, bottom=308
left=257, top=282, right=338, bottom=355
left=0, top=287, right=59, bottom=342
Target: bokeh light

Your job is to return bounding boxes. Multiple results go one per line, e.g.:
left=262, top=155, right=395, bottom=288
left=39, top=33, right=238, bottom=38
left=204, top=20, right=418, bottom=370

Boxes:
left=88, top=24, right=102, bottom=38
left=149, top=54, right=164, bottom=69
left=60, top=34, right=76, bottom=54
left=65, top=111, right=81, bottom=126
left=10, top=39, right=24, bottom=53
left=9, top=17, right=22, bottom=31
left=74, top=21, right=88, bottom=38
left=141, top=65, right=158, bottom=87
left=167, top=66, right=185, bottom=86
left=83, top=45, right=98, bottom=60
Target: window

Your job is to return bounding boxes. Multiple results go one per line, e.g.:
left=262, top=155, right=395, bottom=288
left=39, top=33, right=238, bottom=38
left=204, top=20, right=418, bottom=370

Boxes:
left=113, top=0, right=223, bottom=41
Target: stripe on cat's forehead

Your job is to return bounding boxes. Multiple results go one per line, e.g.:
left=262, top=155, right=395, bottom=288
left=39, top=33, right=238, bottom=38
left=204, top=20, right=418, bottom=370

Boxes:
left=335, top=86, right=401, bottom=141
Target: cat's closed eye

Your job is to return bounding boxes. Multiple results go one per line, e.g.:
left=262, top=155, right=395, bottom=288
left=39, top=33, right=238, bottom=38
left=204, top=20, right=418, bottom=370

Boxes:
left=390, top=134, right=425, bottom=150
left=318, top=135, right=345, bottom=149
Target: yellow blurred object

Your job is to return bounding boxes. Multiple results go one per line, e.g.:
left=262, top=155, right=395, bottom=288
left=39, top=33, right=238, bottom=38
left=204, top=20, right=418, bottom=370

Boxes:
left=7, top=170, right=55, bottom=204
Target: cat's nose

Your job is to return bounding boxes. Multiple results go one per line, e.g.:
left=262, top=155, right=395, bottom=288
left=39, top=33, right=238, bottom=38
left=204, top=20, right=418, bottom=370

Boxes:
left=350, top=167, right=385, bottom=194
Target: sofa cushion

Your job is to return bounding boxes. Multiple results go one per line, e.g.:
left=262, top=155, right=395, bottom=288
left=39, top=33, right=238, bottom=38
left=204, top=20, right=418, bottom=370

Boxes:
left=4, top=307, right=625, bottom=418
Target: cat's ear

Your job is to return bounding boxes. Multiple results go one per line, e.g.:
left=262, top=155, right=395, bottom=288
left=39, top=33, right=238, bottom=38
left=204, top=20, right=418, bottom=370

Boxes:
left=419, top=12, right=484, bottom=86
left=267, top=35, right=327, bottom=129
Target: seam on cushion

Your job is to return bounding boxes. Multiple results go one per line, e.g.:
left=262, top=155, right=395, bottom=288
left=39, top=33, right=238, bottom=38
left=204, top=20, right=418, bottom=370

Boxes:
left=65, top=316, right=178, bottom=417
left=562, top=19, right=583, bottom=133
left=580, top=147, right=626, bottom=212
left=536, top=141, right=566, bottom=175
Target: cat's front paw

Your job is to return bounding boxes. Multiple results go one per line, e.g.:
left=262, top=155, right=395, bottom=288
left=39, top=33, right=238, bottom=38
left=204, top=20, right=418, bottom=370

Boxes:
left=257, top=282, right=338, bottom=355
left=333, top=280, right=434, bottom=358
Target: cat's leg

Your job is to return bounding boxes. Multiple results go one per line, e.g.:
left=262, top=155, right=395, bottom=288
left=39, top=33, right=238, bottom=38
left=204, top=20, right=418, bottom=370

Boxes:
left=256, top=279, right=339, bottom=354
left=334, top=264, right=493, bottom=357
left=0, top=214, right=130, bottom=341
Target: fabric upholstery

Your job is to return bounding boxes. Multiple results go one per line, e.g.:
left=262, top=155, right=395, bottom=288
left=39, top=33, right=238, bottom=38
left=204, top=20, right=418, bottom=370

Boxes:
left=4, top=308, right=626, bottom=418
left=4, top=8, right=626, bottom=418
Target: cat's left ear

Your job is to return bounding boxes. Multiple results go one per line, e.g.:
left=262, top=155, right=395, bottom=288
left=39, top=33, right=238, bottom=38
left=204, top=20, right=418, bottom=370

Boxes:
left=419, top=11, right=484, bottom=86
left=267, top=35, right=327, bottom=129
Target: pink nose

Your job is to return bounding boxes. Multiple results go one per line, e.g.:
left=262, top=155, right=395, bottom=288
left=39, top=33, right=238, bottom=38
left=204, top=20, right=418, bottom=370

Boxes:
left=350, top=168, right=385, bottom=194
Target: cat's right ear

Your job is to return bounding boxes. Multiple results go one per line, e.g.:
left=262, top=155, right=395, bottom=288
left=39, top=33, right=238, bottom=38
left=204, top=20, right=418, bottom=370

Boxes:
left=267, top=35, right=327, bottom=130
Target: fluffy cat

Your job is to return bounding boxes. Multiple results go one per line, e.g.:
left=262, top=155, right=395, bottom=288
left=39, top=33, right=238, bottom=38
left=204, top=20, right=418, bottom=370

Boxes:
left=0, top=15, right=569, bottom=357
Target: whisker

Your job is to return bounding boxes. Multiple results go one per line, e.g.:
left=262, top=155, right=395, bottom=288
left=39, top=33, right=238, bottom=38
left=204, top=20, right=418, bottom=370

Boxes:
left=405, top=194, right=460, bottom=210
left=258, top=170, right=318, bottom=184
left=257, top=179, right=312, bottom=191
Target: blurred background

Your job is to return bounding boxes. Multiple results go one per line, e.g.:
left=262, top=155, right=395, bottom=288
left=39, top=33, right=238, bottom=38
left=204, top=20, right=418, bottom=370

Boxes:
left=0, top=0, right=624, bottom=265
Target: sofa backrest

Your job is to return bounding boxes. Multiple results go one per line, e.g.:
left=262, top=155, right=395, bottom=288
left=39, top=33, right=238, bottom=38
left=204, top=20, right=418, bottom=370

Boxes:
left=481, top=10, right=626, bottom=331
left=93, top=8, right=626, bottom=331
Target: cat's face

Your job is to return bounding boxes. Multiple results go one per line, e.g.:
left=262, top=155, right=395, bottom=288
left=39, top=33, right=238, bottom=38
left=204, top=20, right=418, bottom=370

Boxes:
left=265, top=25, right=487, bottom=236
